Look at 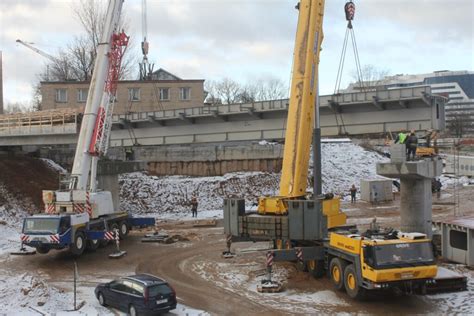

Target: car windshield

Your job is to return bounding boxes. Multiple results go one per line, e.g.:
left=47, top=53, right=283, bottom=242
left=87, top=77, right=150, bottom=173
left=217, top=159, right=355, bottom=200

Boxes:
left=23, top=218, right=59, bottom=234
left=148, top=284, right=173, bottom=297
left=373, top=242, right=434, bottom=267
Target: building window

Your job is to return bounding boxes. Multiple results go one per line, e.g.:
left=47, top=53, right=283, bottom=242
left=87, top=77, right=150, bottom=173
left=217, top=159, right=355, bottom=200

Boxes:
left=77, top=88, right=88, bottom=103
left=449, top=230, right=467, bottom=251
left=128, top=88, right=140, bottom=101
left=55, top=89, right=68, bottom=103
left=159, top=88, right=170, bottom=101
left=180, top=87, right=191, bottom=100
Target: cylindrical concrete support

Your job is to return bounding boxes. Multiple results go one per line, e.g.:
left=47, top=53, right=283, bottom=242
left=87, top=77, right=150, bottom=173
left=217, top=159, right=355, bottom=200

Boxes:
left=399, top=177, right=433, bottom=238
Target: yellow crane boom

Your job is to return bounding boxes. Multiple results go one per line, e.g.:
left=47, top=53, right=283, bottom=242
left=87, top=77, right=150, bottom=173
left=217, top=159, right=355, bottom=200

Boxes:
left=258, top=0, right=325, bottom=214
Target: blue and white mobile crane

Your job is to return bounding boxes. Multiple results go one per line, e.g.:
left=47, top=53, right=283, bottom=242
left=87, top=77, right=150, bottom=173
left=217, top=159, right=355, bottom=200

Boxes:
left=20, top=0, right=155, bottom=256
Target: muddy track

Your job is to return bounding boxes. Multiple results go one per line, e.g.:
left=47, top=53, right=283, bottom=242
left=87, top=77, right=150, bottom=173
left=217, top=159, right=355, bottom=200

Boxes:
left=135, top=233, right=280, bottom=316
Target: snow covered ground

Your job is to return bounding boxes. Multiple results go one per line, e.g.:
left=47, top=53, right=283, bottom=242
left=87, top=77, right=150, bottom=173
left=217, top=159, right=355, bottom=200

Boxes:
left=120, top=142, right=390, bottom=218
left=0, top=184, right=34, bottom=255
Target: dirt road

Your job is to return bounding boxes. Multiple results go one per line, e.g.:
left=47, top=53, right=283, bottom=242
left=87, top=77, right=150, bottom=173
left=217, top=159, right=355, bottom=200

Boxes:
left=0, top=223, right=440, bottom=315
left=3, top=189, right=474, bottom=315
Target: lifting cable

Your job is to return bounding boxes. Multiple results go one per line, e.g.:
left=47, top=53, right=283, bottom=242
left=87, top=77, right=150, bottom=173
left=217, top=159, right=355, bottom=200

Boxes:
left=332, top=1, right=365, bottom=135
left=334, top=1, right=365, bottom=94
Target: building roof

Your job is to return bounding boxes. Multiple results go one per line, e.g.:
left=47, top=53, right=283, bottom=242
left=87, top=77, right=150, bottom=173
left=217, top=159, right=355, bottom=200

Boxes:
left=41, top=78, right=204, bottom=85
left=40, top=68, right=204, bottom=85
left=151, top=68, right=182, bottom=81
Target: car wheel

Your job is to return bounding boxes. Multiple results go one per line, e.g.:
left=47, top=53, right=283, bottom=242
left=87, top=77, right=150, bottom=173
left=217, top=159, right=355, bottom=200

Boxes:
left=129, top=304, right=137, bottom=316
left=98, top=292, right=106, bottom=306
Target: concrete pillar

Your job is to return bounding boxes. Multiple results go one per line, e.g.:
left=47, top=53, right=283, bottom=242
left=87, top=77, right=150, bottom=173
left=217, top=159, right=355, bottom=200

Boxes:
left=97, top=174, right=120, bottom=211
left=399, top=177, right=432, bottom=236
left=96, top=161, right=147, bottom=211
left=377, top=154, right=443, bottom=238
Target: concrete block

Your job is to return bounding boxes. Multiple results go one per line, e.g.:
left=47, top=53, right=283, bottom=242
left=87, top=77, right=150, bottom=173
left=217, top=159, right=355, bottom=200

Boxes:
left=390, top=144, right=406, bottom=163
left=360, top=179, right=393, bottom=202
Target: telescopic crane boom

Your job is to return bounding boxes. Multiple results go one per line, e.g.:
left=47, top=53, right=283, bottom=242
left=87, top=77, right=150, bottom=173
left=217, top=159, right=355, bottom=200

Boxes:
left=15, top=39, right=58, bottom=63
left=258, top=0, right=325, bottom=215
left=70, top=0, right=128, bottom=192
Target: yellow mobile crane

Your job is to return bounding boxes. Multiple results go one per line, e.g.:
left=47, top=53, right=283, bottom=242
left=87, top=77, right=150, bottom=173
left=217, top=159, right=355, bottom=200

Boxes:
left=257, top=0, right=347, bottom=229
left=224, top=0, right=438, bottom=299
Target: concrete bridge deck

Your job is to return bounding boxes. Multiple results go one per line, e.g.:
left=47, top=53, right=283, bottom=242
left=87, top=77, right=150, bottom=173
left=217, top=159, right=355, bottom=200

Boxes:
left=0, top=86, right=445, bottom=147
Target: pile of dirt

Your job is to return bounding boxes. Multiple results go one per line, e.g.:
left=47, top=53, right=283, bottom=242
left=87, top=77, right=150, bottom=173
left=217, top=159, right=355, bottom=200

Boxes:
left=0, top=156, right=59, bottom=212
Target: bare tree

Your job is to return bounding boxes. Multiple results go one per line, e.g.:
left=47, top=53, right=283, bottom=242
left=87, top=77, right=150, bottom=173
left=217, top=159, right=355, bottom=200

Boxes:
left=68, top=35, right=95, bottom=81
left=351, top=64, right=390, bottom=91
left=215, top=78, right=242, bottom=104
left=205, top=78, right=289, bottom=105
left=73, top=0, right=105, bottom=57
left=448, top=112, right=470, bottom=138
left=47, top=49, right=74, bottom=81
left=256, top=78, right=288, bottom=100
left=41, top=0, right=136, bottom=82
left=3, top=102, right=32, bottom=114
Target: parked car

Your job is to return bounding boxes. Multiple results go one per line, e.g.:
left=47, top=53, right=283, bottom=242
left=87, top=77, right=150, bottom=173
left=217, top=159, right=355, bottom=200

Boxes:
left=95, top=274, right=177, bottom=315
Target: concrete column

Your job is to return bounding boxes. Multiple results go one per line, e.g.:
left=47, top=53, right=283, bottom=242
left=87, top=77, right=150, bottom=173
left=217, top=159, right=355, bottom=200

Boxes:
left=399, top=177, right=432, bottom=237
left=97, top=174, right=120, bottom=211
left=377, top=154, right=442, bottom=238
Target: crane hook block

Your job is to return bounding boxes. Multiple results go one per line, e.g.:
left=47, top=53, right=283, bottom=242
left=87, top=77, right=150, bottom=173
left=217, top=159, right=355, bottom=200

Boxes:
left=344, top=1, right=355, bottom=21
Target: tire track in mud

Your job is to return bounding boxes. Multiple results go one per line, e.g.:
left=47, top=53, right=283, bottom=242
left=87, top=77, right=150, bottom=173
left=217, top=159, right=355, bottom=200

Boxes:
left=135, top=236, right=280, bottom=316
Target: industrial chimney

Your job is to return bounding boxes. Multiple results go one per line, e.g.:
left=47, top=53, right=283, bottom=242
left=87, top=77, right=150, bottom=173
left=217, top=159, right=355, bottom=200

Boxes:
left=0, top=51, right=3, bottom=114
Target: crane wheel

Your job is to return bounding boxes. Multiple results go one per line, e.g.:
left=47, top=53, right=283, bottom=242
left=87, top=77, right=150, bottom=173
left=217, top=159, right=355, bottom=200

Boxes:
left=307, top=259, right=325, bottom=278
left=70, top=231, right=86, bottom=256
left=118, top=221, right=129, bottom=239
left=344, top=264, right=366, bottom=300
left=36, top=246, right=50, bottom=254
left=296, top=260, right=307, bottom=272
left=329, top=258, right=347, bottom=291
left=86, top=239, right=100, bottom=251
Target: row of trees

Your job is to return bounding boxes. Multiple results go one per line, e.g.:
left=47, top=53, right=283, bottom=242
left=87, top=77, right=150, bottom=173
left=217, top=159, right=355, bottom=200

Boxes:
left=205, top=78, right=288, bottom=104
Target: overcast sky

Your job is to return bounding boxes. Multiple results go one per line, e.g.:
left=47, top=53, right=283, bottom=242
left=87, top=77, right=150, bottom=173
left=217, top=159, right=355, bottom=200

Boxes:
left=0, top=0, right=473, bottom=106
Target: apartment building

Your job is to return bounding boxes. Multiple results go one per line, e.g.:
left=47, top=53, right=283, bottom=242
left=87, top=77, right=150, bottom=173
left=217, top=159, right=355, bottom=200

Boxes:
left=40, top=69, right=205, bottom=114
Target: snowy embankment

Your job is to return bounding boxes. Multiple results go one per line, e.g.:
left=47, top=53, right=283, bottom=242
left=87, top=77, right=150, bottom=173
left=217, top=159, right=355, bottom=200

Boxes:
left=0, top=185, right=33, bottom=255
left=120, top=142, right=389, bottom=218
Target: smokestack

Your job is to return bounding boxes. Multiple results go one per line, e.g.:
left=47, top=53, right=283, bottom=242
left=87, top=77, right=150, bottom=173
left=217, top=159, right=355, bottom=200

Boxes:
left=0, top=51, right=3, bottom=114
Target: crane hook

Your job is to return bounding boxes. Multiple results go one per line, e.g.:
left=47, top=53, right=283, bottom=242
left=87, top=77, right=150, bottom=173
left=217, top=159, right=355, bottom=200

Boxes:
left=344, top=1, right=356, bottom=29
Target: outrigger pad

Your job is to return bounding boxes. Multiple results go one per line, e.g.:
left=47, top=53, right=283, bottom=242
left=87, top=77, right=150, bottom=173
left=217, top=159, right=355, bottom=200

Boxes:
left=10, top=248, right=36, bottom=256
left=221, top=251, right=236, bottom=259
left=108, top=251, right=127, bottom=259
left=257, top=280, right=283, bottom=293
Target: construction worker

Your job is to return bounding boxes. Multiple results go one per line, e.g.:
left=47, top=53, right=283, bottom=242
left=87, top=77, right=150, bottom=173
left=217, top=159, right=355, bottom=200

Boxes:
left=350, top=184, right=357, bottom=203
left=191, top=196, right=198, bottom=218
left=405, top=130, right=418, bottom=161
left=394, top=129, right=407, bottom=144
left=421, top=129, right=438, bottom=149
left=125, top=147, right=134, bottom=161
